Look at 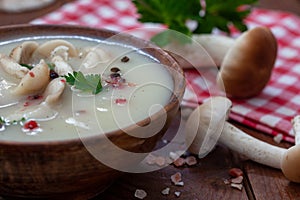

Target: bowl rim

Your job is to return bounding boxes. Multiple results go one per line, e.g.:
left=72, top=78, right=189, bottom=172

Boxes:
left=0, top=24, right=185, bottom=146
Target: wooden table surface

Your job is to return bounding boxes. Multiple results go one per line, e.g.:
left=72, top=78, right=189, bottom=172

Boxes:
left=0, top=1, right=300, bottom=199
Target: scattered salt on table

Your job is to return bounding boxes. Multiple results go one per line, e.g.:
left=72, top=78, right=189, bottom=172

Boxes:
left=228, top=168, right=243, bottom=177
left=145, top=154, right=156, bottom=165
left=175, top=181, right=184, bottom=186
left=171, top=172, right=182, bottom=185
left=231, top=183, right=243, bottom=190
left=273, top=133, right=283, bottom=144
left=161, top=187, right=170, bottom=195
left=155, top=156, right=166, bottom=166
left=174, top=191, right=181, bottom=197
left=173, top=157, right=186, bottom=167
left=134, top=189, right=147, bottom=199
left=185, top=156, right=197, bottom=166
left=231, top=176, right=243, bottom=184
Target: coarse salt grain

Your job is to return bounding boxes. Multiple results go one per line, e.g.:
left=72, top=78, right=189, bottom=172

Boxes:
left=134, top=189, right=147, bottom=199
left=169, top=151, right=179, bottom=160
left=161, top=187, right=170, bottom=195
left=174, top=191, right=181, bottom=197
left=155, top=156, right=166, bottom=166
left=231, top=176, right=243, bottom=184
left=230, top=183, right=243, bottom=190
left=171, top=172, right=182, bottom=184
left=145, top=154, right=156, bottom=165
left=228, top=168, right=243, bottom=177
left=273, top=133, right=283, bottom=144
left=175, top=181, right=184, bottom=186
left=185, top=156, right=197, bottom=166
left=173, top=157, right=186, bottom=167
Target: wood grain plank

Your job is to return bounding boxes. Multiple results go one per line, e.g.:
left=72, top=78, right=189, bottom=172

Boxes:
left=244, top=161, right=300, bottom=200
left=95, top=114, right=249, bottom=200
left=96, top=146, right=249, bottom=200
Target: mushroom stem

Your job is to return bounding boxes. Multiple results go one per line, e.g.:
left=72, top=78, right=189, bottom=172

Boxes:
left=219, top=122, right=285, bottom=169
left=292, top=115, right=300, bottom=144
left=186, top=96, right=300, bottom=183
left=162, top=34, right=235, bottom=69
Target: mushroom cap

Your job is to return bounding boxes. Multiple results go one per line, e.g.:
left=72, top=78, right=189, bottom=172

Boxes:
left=12, top=59, right=50, bottom=96
left=33, top=39, right=78, bottom=59
left=281, top=145, right=300, bottom=183
left=9, top=41, right=39, bottom=64
left=217, top=26, right=277, bottom=98
left=185, top=96, right=232, bottom=158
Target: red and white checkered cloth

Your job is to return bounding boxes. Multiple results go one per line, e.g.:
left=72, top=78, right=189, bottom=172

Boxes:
left=31, top=0, right=300, bottom=143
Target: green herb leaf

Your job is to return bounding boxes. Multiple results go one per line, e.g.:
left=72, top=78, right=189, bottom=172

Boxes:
left=197, top=0, right=257, bottom=33
left=64, top=71, right=77, bottom=86
left=151, top=29, right=193, bottom=46
left=132, top=0, right=258, bottom=46
left=0, top=116, right=5, bottom=126
left=47, top=63, right=55, bottom=70
left=0, top=116, right=26, bottom=131
left=133, top=0, right=201, bottom=36
left=20, top=63, right=33, bottom=70
left=64, top=71, right=102, bottom=94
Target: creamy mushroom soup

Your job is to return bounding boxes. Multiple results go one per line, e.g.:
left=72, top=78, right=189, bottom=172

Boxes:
left=0, top=37, right=174, bottom=142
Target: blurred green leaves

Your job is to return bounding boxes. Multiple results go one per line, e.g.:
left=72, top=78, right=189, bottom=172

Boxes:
left=132, top=0, right=258, bottom=46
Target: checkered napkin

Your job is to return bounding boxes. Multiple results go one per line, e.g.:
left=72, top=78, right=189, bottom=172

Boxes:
left=31, top=0, right=300, bottom=143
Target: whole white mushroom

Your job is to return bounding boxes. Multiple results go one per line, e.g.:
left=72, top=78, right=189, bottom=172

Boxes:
left=185, top=96, right=300, bottom=183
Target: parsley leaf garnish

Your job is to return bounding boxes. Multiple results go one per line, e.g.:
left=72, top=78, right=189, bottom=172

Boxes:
left=0, top=116, right=26, bottom=131
left=132, top=0, right=257, bottom=46
left=64, top=71, right=102, bottom=95
left=20, top=63, right=33, bottom=70
left=0, top=117, right=5, bottom=128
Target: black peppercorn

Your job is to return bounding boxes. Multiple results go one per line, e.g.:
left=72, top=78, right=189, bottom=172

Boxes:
left=121, top=56, right=130, bottom=62
left=110, top=67, right=120, bottom=73
left=50, top=69, right=59, bottom=79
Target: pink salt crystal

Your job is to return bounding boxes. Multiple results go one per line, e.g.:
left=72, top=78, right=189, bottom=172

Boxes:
left=155, top=156, right=166, bottom=166
left=231, top=176, right=243, bottom=184
left=134, top=189, right=147, bottom=199
left=228, top=168, right=243, bottom=177
left=145, top=154, right=156, bottom=165
left=173, top=157, right=186, bottom=167
left=171, top=172, right=182, bottom=184
left=185, top=156, right=197, bottom=166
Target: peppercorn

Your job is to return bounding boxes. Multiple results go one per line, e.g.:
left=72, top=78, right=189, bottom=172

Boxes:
left=50, top=69, right=59, bottom=79
left=121, top=56, right=130, bottom=62
left=110, top=67, right=120, bottom=73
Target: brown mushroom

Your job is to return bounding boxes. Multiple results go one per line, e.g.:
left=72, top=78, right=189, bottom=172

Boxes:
left=216, top=26, right=277, bottom=98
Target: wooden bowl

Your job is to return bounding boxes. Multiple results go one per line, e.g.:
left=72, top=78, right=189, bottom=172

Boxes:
left=0, top=24, right=185, bottom=199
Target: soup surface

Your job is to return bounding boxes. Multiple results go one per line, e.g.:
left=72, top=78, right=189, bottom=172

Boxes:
left=0, top=36, right=174, bottom=142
